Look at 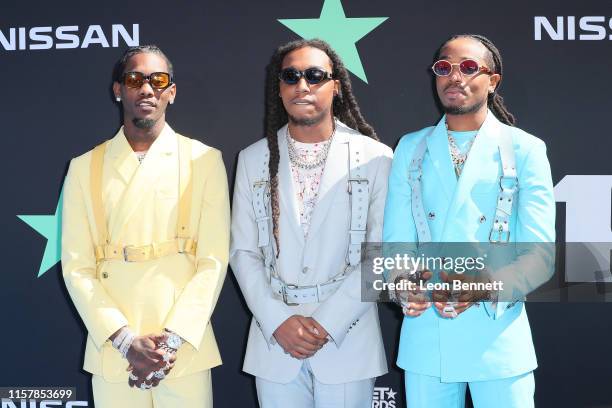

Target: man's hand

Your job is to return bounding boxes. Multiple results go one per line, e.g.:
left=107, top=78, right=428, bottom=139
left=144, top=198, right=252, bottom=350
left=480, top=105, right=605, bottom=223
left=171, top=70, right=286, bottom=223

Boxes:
left=127, top=333, right=176, bottom=388
left=303, top=317, right=329, bottom=340
left=394, top=270, right=433, bottom=318
left=127, top=351, right=176, bottom=389
left=432, top=271, right=491, bottom=318
left=125, top=334, right=167, bottom=389
left=273, top=315, right=328, bottom=359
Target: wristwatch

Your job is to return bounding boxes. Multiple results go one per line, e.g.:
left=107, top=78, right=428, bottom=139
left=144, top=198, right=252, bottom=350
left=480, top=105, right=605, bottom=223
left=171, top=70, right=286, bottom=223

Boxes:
left=164, top=329, right=184, bottom=350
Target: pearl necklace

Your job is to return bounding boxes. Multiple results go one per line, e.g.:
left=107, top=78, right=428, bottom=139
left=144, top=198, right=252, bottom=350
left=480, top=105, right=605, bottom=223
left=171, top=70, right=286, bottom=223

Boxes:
left=286, top=125, right=335, bottom=171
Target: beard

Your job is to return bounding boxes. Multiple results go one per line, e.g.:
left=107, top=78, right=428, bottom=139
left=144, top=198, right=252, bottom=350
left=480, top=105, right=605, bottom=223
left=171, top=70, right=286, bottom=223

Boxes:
left=132, top=117, right=157, bottom=129
left=287, top=109, right=328, bottom=127
left=441, top=96, right=486, bottom=115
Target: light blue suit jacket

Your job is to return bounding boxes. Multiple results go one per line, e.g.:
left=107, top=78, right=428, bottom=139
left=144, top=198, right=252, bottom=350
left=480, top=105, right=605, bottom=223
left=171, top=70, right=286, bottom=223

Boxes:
left=382, top=111, right=555, bottom=382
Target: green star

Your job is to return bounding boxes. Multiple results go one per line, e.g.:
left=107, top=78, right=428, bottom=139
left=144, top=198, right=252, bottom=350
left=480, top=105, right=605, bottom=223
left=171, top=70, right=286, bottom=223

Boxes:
left=18, top=189, right=63, bottom=278
left=278, top=0, right=388, bottom=83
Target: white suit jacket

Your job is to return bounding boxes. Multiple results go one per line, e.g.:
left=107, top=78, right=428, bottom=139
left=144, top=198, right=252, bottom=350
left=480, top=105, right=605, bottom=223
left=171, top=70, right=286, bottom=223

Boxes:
left=230, top=121, right=391, bottom=384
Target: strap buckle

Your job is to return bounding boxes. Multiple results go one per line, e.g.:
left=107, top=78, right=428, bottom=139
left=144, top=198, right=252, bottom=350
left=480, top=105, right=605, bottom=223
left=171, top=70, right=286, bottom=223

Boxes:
left=281, top=284, right=299, bottom=306
left=499, top=175, right=518, bottom=192
left=253, top=180, right=270, bottom=191
left=408, top=168, right=422, bottom=182
left=347, top=178, right=368, bottom=194
left=123, top=245, right=136, bottom=262
left=489, top=226, right=510, bottom=244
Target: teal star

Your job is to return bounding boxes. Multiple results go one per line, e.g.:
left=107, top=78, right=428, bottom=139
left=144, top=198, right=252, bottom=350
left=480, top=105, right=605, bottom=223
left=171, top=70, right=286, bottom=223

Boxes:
left=18, top=189, right=63, bottom=278
left=278, top=0, right=388, bottom=83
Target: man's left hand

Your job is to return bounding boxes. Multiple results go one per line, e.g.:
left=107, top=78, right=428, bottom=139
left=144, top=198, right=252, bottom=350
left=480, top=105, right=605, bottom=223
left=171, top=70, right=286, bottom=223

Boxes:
left=432, top=271, right=492, bottom=318
left=128, top=332, right=179, bottom=389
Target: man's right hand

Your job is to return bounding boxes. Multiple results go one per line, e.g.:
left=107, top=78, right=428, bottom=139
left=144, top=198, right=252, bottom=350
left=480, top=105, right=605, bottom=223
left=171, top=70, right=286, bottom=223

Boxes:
left=273, top=315, right=328, bottom=359
left=394, top=270, right=433, bottom=318
left=125, top=334, right=167, bottom=383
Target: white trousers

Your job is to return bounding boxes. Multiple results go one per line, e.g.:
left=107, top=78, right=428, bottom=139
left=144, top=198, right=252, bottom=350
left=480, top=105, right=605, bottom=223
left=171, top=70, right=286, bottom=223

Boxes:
left=256, top=360, right=376, bottom=408
left=404, top=371, right=535, bottom=408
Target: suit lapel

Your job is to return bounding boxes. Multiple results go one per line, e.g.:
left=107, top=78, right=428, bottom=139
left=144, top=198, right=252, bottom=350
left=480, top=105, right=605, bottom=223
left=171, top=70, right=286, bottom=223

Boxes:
left=108, top=128, right=139, bottom=185
left=306, top=127, right=349, bottom=240
left=426, top=116, right=457, bottom=202
left=108, top=123, right=177, bottom=241
left=277, top=127, right=305, bottom=246
left=442, top=111, right=500, bottom=237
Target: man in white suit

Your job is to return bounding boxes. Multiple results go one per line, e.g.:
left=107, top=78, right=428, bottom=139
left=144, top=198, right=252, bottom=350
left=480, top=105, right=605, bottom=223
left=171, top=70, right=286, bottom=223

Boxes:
left=230, top=39, right=391, bottom=407
left=383, top=34, right=555, bottom=407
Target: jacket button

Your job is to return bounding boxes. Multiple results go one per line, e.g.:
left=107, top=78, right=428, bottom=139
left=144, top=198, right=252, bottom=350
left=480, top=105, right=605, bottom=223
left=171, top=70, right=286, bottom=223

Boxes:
left=302, top=267, right=309, bottom=274
left=101, top=272, right=108, bottom=279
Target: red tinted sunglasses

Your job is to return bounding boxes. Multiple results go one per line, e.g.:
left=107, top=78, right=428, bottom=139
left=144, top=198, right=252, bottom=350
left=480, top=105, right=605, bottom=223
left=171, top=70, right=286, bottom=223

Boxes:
left=431, top=59, right=493, bottom=77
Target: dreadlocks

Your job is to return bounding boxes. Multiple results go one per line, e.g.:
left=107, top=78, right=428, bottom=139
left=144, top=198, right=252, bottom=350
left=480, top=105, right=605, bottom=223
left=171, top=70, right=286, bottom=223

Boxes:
left=264, top=38, right=377, bottom=256
left=434, top=34, right=516, bottom=126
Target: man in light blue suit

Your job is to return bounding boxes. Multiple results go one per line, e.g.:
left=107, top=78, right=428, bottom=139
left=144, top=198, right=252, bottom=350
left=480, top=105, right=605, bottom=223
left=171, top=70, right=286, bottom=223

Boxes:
left=382, top=34, right=555, bottom=407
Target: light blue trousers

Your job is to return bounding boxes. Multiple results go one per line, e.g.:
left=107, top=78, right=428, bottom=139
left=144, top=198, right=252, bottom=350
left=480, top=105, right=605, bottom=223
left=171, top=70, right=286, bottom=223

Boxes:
left=256, top=360, right=376, bottom=408
left=404, top=371, right=535, bottom=408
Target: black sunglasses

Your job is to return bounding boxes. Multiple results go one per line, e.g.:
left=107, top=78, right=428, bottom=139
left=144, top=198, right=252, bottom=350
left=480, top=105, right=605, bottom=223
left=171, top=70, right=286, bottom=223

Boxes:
left=279, top=67, right=333, bottom=85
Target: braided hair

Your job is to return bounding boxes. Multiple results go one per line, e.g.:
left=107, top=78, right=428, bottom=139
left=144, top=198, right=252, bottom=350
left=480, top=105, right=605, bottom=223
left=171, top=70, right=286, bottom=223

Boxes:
left=112, top=44, right=174, bottom=83
left=264, top=38, right=377, bottom=256
left=434, top=34, right=516, bottom=126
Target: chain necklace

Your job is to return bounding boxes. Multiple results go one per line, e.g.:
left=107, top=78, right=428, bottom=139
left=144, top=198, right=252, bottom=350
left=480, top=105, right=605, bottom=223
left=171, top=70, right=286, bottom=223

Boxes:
left=286, top=125, right=335, bottom=170
left=445, top=120, right=476, bottom=178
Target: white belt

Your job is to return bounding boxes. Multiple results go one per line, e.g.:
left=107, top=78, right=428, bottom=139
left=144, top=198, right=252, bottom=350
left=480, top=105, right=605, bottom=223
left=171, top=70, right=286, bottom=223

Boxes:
left=271, top=274, right=347, bottom=305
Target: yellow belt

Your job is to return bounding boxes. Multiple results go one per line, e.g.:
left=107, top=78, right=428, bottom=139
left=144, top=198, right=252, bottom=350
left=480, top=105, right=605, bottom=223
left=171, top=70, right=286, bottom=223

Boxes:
left=90, top=136, right=195, bottom=264
left=94, top=238, right=197, bottom=262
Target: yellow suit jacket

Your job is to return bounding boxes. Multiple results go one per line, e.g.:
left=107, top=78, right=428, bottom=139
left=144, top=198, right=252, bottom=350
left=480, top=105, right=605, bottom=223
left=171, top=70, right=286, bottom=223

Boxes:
left=61, top=123, right=229, bottom=382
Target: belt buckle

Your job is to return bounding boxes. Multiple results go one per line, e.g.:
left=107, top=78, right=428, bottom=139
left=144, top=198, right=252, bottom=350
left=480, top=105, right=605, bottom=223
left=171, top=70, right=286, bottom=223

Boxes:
left=253, top=180, right=270, bottom=193
left=122, top=245, right=135, bottom=262
left=347, top=178, right=368, bottom=194
left=499, top=175, right=518, bottom=192
left=281, top=284, right=299, bottom=306
left=489, top=228, right=510, bottom=244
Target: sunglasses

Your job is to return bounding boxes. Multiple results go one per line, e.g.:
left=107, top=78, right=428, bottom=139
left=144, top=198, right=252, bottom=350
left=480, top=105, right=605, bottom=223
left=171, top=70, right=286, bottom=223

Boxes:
left=431, top=59, right=493, bottom=77
left=279, top=67, right=333, bottom=85
left=121, top=71, right=174, bottom=90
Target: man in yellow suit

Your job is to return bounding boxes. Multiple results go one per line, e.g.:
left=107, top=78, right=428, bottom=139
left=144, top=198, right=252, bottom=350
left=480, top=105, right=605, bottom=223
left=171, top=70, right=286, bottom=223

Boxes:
left=61, top=45, right=230, bottom=408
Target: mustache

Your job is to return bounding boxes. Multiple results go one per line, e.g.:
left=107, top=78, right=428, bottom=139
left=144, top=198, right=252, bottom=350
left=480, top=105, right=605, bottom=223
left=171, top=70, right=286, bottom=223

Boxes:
left=444, top=84, right=466, bottom=94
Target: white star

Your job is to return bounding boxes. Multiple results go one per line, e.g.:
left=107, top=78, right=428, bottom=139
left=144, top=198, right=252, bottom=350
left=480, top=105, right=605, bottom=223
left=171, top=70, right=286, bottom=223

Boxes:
left=386, top=389, right=397, bottom=400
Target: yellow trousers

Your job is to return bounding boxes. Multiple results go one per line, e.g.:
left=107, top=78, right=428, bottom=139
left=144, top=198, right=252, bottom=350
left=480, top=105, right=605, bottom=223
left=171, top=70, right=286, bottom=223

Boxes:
left=92, top=370, right=212, bottom=408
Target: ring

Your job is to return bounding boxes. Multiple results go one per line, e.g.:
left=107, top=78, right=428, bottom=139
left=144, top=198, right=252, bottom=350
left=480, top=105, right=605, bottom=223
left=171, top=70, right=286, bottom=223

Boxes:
left=139, top=383, right=152, bottom=390
left=153, top=370, right=166, bottom=379
left=162, top=351, right=172, bottom=362
left=129, top=372, right=139, bottom=381
left=145, top=372, right=154, bottom=381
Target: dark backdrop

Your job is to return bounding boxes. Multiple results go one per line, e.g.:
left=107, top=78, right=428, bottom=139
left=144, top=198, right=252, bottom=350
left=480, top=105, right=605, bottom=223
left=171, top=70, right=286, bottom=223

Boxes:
left=2, top=1, right=611, bottom=407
